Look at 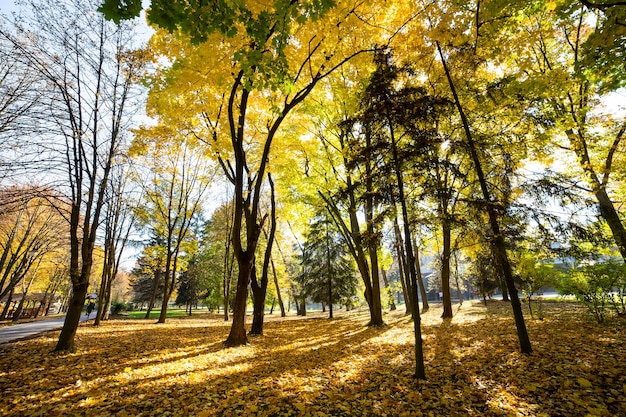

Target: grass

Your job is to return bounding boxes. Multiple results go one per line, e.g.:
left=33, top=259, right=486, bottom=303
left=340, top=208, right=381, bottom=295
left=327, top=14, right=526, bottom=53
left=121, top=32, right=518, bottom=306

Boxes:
left=1, top=301, right=625, bottom=416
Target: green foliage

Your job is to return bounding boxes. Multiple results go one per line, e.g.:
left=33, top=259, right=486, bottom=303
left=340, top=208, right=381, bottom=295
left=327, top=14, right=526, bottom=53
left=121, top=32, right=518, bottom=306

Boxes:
left=296, top=212, right=359, bottom=308
left=467, top=245, right=501, bottom=300
left=111, top=300, right=129, bottom=315
left=516, top=251, right=560, bottom=319
left=558, top=260, right=626, bottom=322
left=98, top=0, right=143, bottom=23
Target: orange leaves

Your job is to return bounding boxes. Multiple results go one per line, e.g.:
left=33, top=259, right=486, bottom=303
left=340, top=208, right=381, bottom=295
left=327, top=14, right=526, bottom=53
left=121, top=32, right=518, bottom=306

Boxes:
left=0, top=305, right=625, bottom=416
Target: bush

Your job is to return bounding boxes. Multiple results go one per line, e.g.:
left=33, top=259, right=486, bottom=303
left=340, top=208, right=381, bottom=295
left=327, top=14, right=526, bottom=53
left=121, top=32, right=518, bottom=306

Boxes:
left=111, top=300, right=128, bottom=315
left=558, top=260, right=626, bottom=322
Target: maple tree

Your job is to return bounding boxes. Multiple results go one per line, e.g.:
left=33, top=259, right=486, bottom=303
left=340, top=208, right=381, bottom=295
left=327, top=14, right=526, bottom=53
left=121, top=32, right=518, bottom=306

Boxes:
left=0, top=188, right=68, bottom=320
left=114, top=0, right=384, bottom=345
left=508, top=1, right=626, bottom=262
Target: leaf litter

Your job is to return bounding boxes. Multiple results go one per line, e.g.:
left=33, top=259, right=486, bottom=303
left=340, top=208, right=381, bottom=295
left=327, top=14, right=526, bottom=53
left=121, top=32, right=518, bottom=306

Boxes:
left=0, top=301, right=624, bottom=416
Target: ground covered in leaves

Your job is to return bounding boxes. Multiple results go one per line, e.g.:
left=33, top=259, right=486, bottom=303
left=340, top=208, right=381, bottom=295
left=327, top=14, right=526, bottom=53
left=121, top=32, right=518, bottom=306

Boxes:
left=1, top=301, right=625, bottom=416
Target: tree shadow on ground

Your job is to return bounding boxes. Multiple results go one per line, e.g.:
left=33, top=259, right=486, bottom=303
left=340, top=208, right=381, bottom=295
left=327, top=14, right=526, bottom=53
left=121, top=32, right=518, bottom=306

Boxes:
left=0, top=304, right=624, bottom=416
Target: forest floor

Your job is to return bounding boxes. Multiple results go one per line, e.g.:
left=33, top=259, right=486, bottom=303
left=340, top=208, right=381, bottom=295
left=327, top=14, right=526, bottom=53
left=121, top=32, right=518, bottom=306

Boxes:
left=0, top=301, right=624, bottom=417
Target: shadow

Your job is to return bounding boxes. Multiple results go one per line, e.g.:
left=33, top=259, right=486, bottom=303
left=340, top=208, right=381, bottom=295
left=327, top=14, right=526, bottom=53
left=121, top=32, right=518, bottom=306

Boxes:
left=1, top=303, right=624, bottom=416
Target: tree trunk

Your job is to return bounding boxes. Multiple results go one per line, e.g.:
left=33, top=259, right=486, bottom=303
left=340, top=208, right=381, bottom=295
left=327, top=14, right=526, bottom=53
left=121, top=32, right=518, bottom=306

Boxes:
left=270, top=258, right=286, bottom=317
left=393, top=219, right=410, bottom=315
left=0, top=287, right=14, bottom=320
left=441, top=220, right=453, bottom=319
left=327, top=228, right=334, bottom=319
left=12, top=272, right=36, bottom=322
left=381, top=268, right=396, bottom=311
left=413, top=237, right=429, bottom=313
left=565, top=125, right=626, bottom=261
left=250, top=264, right=267, bottom=335
left=250, top=174, right=277, bottom=335
left=437, top=41, right=531, bottom=354
left=145, top=270, right=161, bottom=319
left=158, top=247, right=176, bottom=324
left=389, top=122, right=425, bottom=379
left=225, top=253, right=252, bottom=346
left=596, top=186, right=626, bottom=260
left=55, top=279, right=89, bottom=352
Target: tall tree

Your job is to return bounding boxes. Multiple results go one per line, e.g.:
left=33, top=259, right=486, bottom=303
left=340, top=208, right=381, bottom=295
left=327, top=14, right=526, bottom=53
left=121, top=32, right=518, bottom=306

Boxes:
left=4, top=0, right=145, bottom=351
left=434, top=33, right=533, bottom=354
left=119, top=0, right=378, bottom=345
left=201, top=198, right=237, bottom=321
left=511, top=1, right=626, bottom=261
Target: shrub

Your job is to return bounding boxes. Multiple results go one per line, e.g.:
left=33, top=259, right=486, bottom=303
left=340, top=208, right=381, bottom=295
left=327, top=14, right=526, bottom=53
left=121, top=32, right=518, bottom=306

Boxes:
left=111, top=300, right=127, bottom=315
left=558, top=260, right=626, bottom=322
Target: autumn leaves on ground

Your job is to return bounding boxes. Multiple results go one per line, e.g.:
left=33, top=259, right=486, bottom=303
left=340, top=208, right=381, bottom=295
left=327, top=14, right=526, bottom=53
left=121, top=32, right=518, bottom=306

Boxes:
left=1, top=302, right=625, bottom=417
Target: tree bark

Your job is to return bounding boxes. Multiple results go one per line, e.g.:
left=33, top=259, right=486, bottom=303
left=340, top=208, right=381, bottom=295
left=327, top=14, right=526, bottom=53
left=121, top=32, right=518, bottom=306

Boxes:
left=270, top=257, right=286, bottom=317
left=225, top=254, right=252, bottom=346
left=412, top=237, right=429, bottom=313
left=441, top=220, right=453, bottom=319
left=250, top=175, right=277, bottom=334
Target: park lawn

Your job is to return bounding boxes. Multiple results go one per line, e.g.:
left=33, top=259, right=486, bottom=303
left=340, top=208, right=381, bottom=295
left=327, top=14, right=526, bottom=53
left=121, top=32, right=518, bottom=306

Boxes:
left=0, top=302, right=624, bottom=417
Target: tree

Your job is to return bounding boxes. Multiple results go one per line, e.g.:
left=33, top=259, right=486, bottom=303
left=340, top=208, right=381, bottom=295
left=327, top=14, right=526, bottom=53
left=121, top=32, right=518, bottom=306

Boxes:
left=201, top=199, right=237, bottom=321
left=95, top=163, right=136, bottom=325
left=0, top=188, right=68, bottom=319
left=297, top=211, right=359, bottom=319
left=130, top=135, right=212, bottom=323
left=130, top=248, right=165, bottom=310
left=120, top=0, right=379, bottom=346
left=511, top=1, right=626, bottom=262
left=3, top=0, right=145, bottom=351
left=0, top=29, right=44, bottom=183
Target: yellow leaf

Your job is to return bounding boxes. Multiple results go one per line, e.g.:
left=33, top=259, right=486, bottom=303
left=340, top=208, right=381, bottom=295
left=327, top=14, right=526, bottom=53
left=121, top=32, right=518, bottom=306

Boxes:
left=578, top=378, right=592, bottom=388
left=295, top=403, right=306, bottom=412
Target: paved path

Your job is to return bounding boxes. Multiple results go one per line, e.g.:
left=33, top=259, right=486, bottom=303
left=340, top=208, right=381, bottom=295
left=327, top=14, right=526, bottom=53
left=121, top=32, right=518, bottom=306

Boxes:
left=0, top=314, right=92, bottom=344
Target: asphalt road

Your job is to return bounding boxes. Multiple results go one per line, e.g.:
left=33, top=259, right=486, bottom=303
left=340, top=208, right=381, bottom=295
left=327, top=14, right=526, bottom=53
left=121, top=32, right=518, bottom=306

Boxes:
left=0, top=314, right=92, bottom=344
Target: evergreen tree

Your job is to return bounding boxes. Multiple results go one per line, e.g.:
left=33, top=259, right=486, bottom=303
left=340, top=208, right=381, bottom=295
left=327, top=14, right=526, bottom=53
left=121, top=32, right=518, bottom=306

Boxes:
left=297, top=212, right=359, bottom=318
